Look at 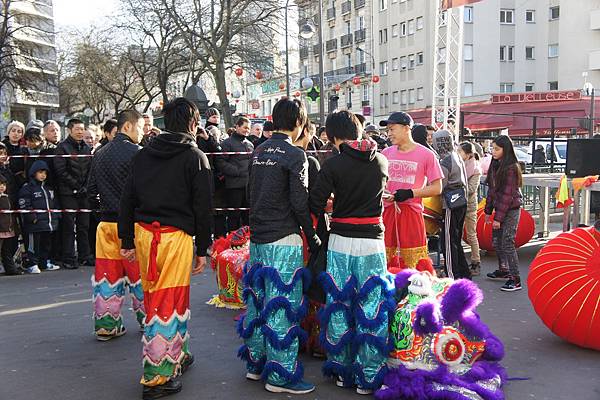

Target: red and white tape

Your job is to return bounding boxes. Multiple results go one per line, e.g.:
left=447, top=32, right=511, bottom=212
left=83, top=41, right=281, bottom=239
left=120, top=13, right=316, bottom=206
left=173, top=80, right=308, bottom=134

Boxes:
left=0, top=207, right=252, bottom=213
left=7, top=150, right=332, bottom=158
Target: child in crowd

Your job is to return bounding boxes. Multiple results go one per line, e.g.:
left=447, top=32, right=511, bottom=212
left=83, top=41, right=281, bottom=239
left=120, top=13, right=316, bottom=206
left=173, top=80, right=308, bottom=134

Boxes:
left=18, top=161, right=60, bottom=273
left=0, top=143, right=22, bottom=275
left=485, top=135, right=523, bottom=291
left=0, top=174, right=19, bottom=275
left=459, top=142, right=482, bottom=276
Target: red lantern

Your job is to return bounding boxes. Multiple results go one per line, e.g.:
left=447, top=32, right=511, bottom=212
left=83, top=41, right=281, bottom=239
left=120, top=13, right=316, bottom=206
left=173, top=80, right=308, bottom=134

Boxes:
left=528, top=226, right=600, bottom=350
left=235, top=67, right=243, bottom=77
left=255, top=70, right=263, bottom=80
left=352, top=76, right=362, bottom=85
left=334, top=84, right=341, bottom=91
left=279, top=82, right=286, bottom=90
left=372, top=75, right=380, bottom=83
left=294, top=91, right=301, bottom=97
left=465, top=208, right=535, bottom=251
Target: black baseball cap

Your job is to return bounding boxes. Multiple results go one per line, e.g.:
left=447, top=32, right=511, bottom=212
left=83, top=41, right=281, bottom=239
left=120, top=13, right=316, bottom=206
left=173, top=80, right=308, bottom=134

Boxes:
left=379, top=111, right=414, bottom=127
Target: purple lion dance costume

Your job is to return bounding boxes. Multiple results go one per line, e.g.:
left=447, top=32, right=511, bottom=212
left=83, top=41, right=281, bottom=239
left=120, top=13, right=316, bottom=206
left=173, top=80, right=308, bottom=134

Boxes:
left=376, top=269, right=506, bottom=400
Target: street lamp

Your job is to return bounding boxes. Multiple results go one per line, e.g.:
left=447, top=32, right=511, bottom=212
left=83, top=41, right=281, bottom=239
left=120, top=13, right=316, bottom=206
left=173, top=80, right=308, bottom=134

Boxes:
left=298, top=0, right=325, bottom=126
left=356, top=45, right=376, bottom=124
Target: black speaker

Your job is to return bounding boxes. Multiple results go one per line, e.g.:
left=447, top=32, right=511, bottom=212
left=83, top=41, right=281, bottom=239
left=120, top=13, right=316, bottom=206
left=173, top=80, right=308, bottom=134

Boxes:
left=566, top=139, right=600, bottom=177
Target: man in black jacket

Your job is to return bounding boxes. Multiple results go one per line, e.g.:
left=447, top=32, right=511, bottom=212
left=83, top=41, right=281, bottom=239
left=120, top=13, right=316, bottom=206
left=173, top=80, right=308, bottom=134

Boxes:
left=239, top=98, right=319, bottom=395
left=216, top=116, right=253, bottom=231
left=88, top=110, right=145, bottom=341
left=54, top=118, right=93, bottom=269
left=309, top=110, right=391, bottom=395
left=118, top=98, right=212, bottom=400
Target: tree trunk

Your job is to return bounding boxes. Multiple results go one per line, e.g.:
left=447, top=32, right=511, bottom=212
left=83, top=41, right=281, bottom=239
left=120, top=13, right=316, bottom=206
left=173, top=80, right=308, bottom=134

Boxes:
left=214, top=62, right=232, bottom=128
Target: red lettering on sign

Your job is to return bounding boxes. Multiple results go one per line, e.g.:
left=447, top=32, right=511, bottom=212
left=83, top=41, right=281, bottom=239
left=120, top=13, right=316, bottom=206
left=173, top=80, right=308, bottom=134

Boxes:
left=491, top=90, right=581, bottom=104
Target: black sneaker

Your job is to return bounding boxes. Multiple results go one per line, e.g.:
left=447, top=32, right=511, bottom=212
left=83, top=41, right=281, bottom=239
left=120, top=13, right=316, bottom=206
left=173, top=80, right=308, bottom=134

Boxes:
left=179, top=354, right=194, bottom=375
left=5, top=268, right=24, bottom=276
left=470, top=262, right=481, bottom=276
left=486, top=269, right=509, bottom=281
left=142, top=379, right=182, bottom=400
left=500, top=278, right=522, bottom=292
left=62, top=263, right=78, bottom=270
left=79, top=258, right=95, bottom=267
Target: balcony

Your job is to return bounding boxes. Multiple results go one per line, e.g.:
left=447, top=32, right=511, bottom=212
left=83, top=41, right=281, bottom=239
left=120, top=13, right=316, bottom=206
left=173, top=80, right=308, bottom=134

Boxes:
left=342, top=1, right=352, bottom=15
left=354, top=63, right=367, bottom=74
left=326, top=39, right=338, bottom=53
left=362, top=100, right=370, bottom=106
left=355, top=0, right=366, bottom=9
left=300, top=46, right=309, bottom=59
left=327, top=7, right=336, bottom=21
left=354, top=28, right=366, bottom=43
left=341, top=33, right=353, bottom=48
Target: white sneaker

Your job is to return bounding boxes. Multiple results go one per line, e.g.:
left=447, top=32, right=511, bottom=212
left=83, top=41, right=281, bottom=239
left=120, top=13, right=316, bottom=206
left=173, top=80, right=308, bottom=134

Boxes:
left=45, top=264, right=60, bottom=271
left=356, top=387, right=373, bottom=395
left=26, top=265, right=41, bottom=274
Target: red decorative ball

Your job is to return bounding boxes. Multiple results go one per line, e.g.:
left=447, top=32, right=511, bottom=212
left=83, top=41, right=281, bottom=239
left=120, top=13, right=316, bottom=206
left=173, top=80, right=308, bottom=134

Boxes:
left=528, top=226, right=600, bottom=351
left=255, top=70, right=263, bottom=80
left=334, top=84, right=341, bottom=91
left=352, top=76, right=362, bottom=85
left=372, top=75, right=380, bottom=83
left=465, top=209, right=535, bottom=251
left=294, top=91, right=301, bottom=97
left=235, top=67, right=244, bottom=77
left=279, top=82, right=286, bottom=90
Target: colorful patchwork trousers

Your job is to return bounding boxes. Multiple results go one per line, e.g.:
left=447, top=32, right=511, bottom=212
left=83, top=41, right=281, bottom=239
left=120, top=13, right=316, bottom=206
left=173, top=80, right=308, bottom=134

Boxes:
left=93, top=222, right=145, bottom=336
left=319, top=234, right=394, bottom=390
left=136, top=222, right=193, bottom=387
left=238, top=234, right=310, bottom=386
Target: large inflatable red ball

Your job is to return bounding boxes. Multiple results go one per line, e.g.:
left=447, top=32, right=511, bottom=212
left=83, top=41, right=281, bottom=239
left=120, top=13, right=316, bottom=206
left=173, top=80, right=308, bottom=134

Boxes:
left=464, top=208, right=535, bottom=251
left=528, top=226, right=600, bottom=351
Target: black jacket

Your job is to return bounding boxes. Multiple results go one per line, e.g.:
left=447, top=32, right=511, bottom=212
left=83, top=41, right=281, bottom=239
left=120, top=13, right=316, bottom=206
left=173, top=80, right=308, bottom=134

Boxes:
left=216, top=133, right=254, bottom=189
left=88, top=133, right=140, bottom=222
left=310, top=141, right=388, bottom=239
left=54, top=135, right=92, bottom=196
left=18, top=160, right=60, bottom=233
left=1, top=138, right=27, bottom=187
left=249, top=133, right=316, bottom=244
left=0, top=194, right=15, bottom=233
left=0, top=164, right=19, bottom=206
left=118, top=131, right=213, bottom=256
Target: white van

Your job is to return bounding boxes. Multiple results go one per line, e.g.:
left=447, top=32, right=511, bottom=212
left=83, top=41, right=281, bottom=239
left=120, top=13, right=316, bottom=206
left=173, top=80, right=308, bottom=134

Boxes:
left=528, top=140, right=567, bottom=164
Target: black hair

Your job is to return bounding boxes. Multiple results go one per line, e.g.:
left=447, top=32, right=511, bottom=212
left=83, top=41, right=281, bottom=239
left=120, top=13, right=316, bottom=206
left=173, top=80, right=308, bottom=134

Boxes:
left=460, top=141, right=480, bottom=161
left=489, top=135, right=522, bottom=188
left=425, top=125, right=436, bottom=131
left=67, top=118, right=84, bottom=130
left=0, top=142, right=6, bottom=152
left=411, top=124, right=429, bottom=147
left=272, top=98, right=308, bottom=132
left=117, top=110, right=143, bottom=131
left=0, top=173, right=7, bottom=185
left=355, top=113, right=366, bottom=126
left=325, top=110, right=360, bottom=143
left=163, top=98, right=200, bottom=134
left=24, top=128, right=43, bottom=141
left=103, top=119, right=118, bottom=133
left=236, top=116, right=251, bottom=127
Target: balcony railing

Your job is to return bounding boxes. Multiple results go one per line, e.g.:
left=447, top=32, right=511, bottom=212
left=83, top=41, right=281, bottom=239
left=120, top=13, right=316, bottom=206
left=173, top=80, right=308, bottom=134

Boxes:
left=342, top=1, right=352, bottom=15
left=327, top=7, right=336, bottom=20
left=355, top=0, right=366, bottom=9
left=354, top=28, right=366, bottom=43
left=341, top=33, right=353, bottom=48
left=354, top=63, right=367, bottom=74
left=326, top=39, right=338, bottom=52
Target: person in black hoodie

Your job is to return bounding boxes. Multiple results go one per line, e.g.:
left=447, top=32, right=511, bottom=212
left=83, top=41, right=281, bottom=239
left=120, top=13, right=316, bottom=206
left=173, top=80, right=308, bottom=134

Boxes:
left=240, top=98, right=319, bottom=395
left=88, top=110, right=145, bottom=341
left=18, top=160, right=61, bottom=274
left=118, top=98, right=212, bottom=400
left=309, top=110, right=392, bottom=395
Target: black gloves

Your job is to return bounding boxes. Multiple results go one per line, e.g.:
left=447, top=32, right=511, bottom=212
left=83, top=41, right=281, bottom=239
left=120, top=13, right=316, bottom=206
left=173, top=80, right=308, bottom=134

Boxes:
left=308, top=234, right=322, bottom=254
left=394, top=189, right=414, bottom=203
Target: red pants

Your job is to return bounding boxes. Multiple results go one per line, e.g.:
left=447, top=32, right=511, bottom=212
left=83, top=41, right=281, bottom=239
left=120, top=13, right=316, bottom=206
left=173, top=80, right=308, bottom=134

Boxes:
left=383, top=204, right=429, bottom=271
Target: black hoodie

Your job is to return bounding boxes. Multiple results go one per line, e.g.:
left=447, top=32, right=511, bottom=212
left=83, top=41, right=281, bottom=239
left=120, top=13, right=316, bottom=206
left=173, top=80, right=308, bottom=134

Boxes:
left=118, top=131, right=213, bottom=256
left=310, top=140, right=388, bottom=239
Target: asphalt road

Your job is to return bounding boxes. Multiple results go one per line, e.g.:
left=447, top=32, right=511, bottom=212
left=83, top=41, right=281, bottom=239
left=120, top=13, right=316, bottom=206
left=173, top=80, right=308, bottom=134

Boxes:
left=1, top=242, right=599, bottom=400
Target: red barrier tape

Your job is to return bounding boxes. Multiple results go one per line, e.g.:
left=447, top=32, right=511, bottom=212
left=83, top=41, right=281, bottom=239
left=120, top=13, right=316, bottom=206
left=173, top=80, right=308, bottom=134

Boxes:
left=7, top=150, right=332, bottom=158
left=0, top=207, right=252, bottom=213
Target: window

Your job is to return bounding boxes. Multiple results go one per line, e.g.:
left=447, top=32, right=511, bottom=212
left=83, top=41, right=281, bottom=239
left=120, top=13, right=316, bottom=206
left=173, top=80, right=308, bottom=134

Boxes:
left=500, top=83, right=514, bottom=93
left=549, top=6, right=559, bottom=20
left=416, top=16, right=424, bottom=30
left=357, top=15, right=365, bottom=29
left=392, top=24, right=399, bottom=37
left=380, top=94, right=385, bottom=109
left=400, top=56, right=407, bottom=70
left=384, top=93, right=389, bottom=108
left=401, top=90, right=407, bottom=105
left=464, top=7, right=473, bottom=23
left=548, top=81, right=558, bottom=90
left=383, top=29, right=388, bottom=43
left=357, top=48, right=365, bottom=64
left=525, top=83, right=535, bottom=92
left=417, top=52, right=424, bottom=65
left=379, top=61, right=388, bottom=75
left=500, top=45, right=514, bottom=61
left=464, top=44, right=473, bottom=61
left=417, top=87, right=424, bottom=101
left=362, top=84, right=369, bottom=101
left=409, top=89, right=415, bottom=104
left=380, top=0, right=387, bottom=11
left=408, top=54, right=415, bottom=69
left=464, top=82, right=473, bottom=97
left=548, top=44, right=559, bottom=58
left=392, top=57, right=399, bottom=70
left=526, top=10, right=535, bottom=23
left=408, top=19, right=415, bottom=35
left=400, top=22, right=407, bottom=36
left=525, top=46, right=535, bottom=60
left=500, top=9, right=514, bottom=24
left=392, top=91, right=399, bottom=104
left=345, top=21, right=351, bottom=35
left=346, top=54, right=352, bottom=68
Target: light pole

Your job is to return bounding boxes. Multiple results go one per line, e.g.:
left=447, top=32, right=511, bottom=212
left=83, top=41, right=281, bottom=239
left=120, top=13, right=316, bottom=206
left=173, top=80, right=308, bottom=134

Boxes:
left=356, top=45, right=375, bottom=124
left=284, top=0, right=290, bottom=98
left=299, top=0, right=325, bottom=126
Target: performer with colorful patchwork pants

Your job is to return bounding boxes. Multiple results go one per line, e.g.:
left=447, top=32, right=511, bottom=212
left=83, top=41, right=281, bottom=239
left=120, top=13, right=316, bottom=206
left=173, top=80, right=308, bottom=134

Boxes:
left=88, top=110, right=145, bottom=340
left=118, top=98, right=213, bottom=400
left=380, top=112, right=443, bottom=271
left=240, top=98, right=320, bottom=395
left=309, top=110, right=393, bottom=395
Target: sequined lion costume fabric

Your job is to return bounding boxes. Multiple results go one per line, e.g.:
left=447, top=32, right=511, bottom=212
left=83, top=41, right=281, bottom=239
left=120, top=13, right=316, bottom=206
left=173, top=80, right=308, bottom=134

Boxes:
left=376, top=269, right=506, bottom=400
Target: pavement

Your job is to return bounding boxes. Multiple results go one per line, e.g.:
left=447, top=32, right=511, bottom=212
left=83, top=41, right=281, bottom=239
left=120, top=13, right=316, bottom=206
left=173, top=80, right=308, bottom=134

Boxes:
left=1, top=241, right=600, bottom=400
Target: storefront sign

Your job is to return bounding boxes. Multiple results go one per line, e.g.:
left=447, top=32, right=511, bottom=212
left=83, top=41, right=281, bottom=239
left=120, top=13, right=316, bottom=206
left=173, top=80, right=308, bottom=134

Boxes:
left=492, top=91, right=581, bottom=104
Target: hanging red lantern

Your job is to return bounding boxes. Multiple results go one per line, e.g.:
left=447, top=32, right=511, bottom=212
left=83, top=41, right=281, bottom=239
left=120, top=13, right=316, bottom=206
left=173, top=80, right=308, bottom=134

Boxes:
left=235, top=67, right=244, bottom=77
left=352, top=76, right=362, bottom=85
left=334, top=83, right=341, bottom=91
left=294, top=91, right=301, bottom=97
left=255, top=70, right=263, bottom=80
left=372, top=75, right=381, bottom=83
left=279, top=82, right=286, bottom=90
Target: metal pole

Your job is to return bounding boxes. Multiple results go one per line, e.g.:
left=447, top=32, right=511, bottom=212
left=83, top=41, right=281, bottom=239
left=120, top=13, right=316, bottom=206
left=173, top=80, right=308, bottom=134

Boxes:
left=590, top=88, right=595, bottom=138
left=531, top=116, right=537, bottom=174
left=550, top=117, right=555, bottom=173
left=285, top=0, right=290, bottom=98
left=459, top=111, right=465, bottom=139
left=317, top=0, right=325, bottom=126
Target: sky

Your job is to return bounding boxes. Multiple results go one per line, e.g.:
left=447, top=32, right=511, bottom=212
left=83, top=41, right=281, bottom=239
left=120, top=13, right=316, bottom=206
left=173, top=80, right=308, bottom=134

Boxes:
left=53, top=0, right=118, bottom=29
